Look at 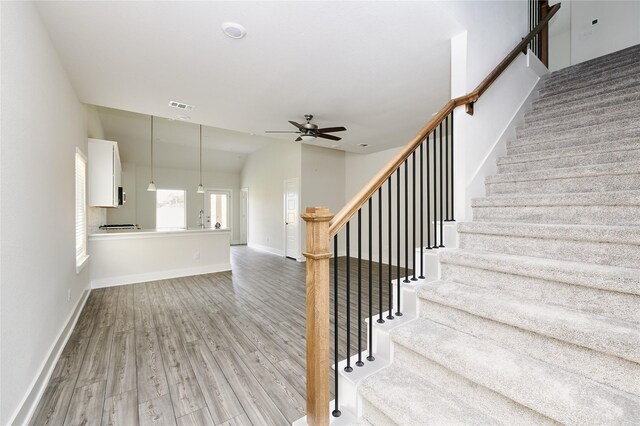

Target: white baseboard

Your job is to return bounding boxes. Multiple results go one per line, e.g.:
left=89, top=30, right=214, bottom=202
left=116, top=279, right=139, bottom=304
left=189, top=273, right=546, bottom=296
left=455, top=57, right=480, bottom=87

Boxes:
left=91, top=263, right=232, bottom=288
left=247, top=242, right=285, bottom=257
left=10, top=289, right=90, bottom=426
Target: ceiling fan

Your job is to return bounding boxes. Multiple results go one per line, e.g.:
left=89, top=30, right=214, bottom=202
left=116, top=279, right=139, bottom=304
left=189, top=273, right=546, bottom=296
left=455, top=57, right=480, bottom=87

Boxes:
left=266, top=114, right=347, bottom=142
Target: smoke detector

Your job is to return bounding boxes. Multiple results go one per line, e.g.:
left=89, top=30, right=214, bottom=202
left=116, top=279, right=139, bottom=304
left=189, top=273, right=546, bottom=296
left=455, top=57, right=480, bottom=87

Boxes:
left=168, top=101, right=194, bottom=111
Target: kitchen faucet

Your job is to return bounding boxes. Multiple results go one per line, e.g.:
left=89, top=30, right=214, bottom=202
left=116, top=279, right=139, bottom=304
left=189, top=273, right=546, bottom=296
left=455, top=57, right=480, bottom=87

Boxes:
left=198, top=209, right=205, bottom=229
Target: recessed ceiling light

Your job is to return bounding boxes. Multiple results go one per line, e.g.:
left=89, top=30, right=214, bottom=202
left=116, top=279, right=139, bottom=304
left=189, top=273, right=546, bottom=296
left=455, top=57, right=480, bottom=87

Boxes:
left=222, top=22, right=246, bottom=39
left=359, top=143, right=369, bottom=147
left=176, top=115, right=191, bottom=121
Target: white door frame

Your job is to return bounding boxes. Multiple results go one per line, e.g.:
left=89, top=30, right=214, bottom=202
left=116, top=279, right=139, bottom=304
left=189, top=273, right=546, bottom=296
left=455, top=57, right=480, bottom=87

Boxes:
left=204, top=188, right=232, bottom=231
left=283, top=178, right=301, bottom=260
left=240, top=187, right=249, bottom=245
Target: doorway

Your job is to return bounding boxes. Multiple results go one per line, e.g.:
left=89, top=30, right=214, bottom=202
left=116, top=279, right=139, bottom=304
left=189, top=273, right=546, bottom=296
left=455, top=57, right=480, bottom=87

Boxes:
left=284, top=178, right=300, bottom=260
left=240, top=188, right=248, bottom=244
left=205, top=189, right=231, bottom=230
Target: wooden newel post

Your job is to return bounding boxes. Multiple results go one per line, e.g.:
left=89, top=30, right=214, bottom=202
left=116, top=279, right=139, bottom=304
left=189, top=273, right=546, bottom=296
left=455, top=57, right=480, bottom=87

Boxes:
left=301, top=207, right=333, bottom=426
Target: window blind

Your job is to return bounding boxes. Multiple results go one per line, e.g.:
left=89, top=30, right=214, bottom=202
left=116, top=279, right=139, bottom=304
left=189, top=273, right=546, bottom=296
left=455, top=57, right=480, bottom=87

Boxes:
left=75, top=150, right=87, bottom=264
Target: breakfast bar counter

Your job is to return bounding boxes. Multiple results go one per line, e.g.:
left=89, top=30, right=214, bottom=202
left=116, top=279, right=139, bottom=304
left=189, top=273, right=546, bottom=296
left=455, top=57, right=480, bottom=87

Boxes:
left=88, top=228, right=231, bottom=288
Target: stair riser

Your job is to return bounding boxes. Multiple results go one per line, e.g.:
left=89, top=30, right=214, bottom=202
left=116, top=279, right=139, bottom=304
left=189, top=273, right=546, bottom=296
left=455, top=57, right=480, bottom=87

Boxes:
left=533, top=73, right=640, bottom=111
left=440, top=262, right=640, bottom=324
left=540, top=60, right=640, bottom=98
left=458, top=231, right=640, bottom=269
left=497, top=148, right=640, bottom=173
left=390, top=345, right=553, bottom=425
left=547, top=45, right=640, bottom=81
left=361, top=400, right=396, bottom=426
left=417, top=299, right=640, bottom=397
left=517, top=105, right=640, bottom=139
left=472, top=205, right=640, bottom=226
left=507, top=132, right=640, bottom=156
left=511, top=117, right=640, bottom=148
left=486, top=173, right=640, bottom=196
left=525, top=86, right=640, bottom=126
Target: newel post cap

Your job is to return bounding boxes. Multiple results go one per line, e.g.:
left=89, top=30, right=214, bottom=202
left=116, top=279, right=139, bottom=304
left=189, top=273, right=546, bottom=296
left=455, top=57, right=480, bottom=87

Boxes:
left=301, top=207, right=334, bottom=223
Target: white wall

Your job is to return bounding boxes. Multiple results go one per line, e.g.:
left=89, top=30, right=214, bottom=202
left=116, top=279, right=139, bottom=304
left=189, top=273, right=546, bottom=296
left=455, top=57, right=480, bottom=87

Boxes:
left=107, top=163, right=242, bottom=242
left=301, top=145, right=346, bottom=252
left=241, top=140, right=301, bottom=255
left=549, top=29, right=571, bottom=71
left=1, top=3, right=90, bottom=424
left=570, top=1, right=640, bottom=65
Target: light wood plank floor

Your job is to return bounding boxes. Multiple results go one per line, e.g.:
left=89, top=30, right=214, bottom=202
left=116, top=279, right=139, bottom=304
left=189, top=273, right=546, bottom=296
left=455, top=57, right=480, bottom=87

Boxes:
left=31, top=246, right=409, bottom=425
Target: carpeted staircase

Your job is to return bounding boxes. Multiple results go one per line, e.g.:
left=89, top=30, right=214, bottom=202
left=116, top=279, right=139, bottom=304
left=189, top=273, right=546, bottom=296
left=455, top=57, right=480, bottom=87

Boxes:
left=358, top=45, right=640, bottom=424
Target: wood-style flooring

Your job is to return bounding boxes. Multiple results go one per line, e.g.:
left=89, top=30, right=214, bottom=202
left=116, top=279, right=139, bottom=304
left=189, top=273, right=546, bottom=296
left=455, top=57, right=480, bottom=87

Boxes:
left=31, top=246, right=408, bottom=425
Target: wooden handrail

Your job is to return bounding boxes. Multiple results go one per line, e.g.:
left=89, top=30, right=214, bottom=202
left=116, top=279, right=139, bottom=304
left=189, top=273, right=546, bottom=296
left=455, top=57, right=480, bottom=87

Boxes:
left=329, top=2, right=560, bottom=238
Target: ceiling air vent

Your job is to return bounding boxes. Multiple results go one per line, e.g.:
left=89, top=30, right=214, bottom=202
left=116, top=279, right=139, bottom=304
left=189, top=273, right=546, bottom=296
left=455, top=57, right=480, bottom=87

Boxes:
left=168, top=101, right=194, bottom=111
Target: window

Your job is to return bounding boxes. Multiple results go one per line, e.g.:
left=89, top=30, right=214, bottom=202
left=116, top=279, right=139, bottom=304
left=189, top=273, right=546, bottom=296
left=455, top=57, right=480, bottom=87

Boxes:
left=156, top=189, right=186, bottom=229
left=75, top=148, right=89, bottom=272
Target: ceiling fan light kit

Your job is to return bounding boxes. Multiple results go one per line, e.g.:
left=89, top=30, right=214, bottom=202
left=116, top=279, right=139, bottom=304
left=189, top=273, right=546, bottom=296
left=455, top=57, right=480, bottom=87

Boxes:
left=265, top=114, right=347, bottom=143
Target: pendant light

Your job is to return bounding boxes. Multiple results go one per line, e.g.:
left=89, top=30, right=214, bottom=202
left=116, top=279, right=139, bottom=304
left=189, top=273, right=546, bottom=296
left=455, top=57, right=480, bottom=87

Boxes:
left=196, top=124, right=204, bottom=194
left=147, top=115, right=157, bottom=191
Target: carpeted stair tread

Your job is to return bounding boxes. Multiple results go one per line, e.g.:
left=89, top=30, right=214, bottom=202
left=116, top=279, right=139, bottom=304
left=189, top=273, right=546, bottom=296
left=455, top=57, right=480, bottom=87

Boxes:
left=416, top=280, right=640, bottom=364
left=472, top=191, right=640, bottom=226
left=439, top=248, right=640, bottom=296
left=539, top=59, right=640, bottom=98
left=457, top=221, right=640, bottom=268
left=472, top=190, right=640, bottom=208
left=517, top=102, right=640, bottom=138
left=457, top=221, right=640, bottom=246
left=392, top=319, right=640, bottom=425
left=545, top=43, right=640, bottom=81
left=486, top=161, right=640, bottom=184
left=359, top=363, right=497, bottom=425
left=525, top=85, right=640, bottom=126
left=507, top=128, right=640, bottom=156
left=533, top=70, right=640, bottom=110
left=498, top=140, right=640, bottom=173
left=510, top=117, right=640, bottom=148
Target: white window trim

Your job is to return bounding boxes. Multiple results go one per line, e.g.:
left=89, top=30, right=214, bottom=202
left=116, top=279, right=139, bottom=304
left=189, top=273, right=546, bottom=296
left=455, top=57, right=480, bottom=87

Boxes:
left=75, top=147, right=89, bottom=273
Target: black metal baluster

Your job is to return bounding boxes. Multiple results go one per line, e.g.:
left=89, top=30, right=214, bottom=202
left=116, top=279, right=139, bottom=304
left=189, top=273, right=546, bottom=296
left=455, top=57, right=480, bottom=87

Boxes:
left=369, top=196, right=376, bottom=360
left=378, top=186, right=385, bottom=325
left=445, top=115, right=449, bottom=222
left=376, top=186, right=384, bottom=322
left=332, top=235, right=341, bottom=417
left=426, top=133, right=431, bottom=250
left=451, top=112, right=455, bottom=221
left=412, top=151, right=417, bottom=281
left=397, top=168, right=403, bottom=316
left=419, top=142, right=425, bottom=279
left=387, top=177, right=394, bottom=320
left=439, top=121, right=444, bottom=248
left=356, top=210, right=363, bottom=367
left=432, top=127, right=438, bottom=248
left=403, top=160, right=409, bottom=285
left=345, top=222, right=352, bottom=373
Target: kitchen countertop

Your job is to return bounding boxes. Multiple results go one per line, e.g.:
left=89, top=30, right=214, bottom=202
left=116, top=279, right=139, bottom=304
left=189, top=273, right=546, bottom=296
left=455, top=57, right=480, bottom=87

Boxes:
left=89, top=227, right=231, bottom=239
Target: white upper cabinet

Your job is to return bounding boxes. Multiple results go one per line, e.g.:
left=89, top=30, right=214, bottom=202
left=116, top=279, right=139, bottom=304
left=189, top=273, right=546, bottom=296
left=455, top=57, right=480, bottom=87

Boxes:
left=88, top=138, right=121, bottom=207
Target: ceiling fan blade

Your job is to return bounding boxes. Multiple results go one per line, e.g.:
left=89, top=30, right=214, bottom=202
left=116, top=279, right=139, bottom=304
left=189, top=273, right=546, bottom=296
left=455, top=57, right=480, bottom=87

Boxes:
left=295, top=137, right=303, bottom=142
left=316, top=126, right=347, bottom=133
left=288, top=121, right=306, bottom=131
left=265, top=131, right=301, bottom=133
left=316, top=133, right=342, bottom=141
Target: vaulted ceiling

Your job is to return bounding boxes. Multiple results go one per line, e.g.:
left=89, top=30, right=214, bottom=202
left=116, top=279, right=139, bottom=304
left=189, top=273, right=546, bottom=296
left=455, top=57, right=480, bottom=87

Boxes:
left=37, top=1, right=463, bottom=154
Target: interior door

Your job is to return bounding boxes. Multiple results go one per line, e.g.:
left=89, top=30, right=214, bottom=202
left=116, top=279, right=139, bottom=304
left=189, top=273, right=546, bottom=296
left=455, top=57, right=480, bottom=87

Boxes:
left=284, top=178, right=300, bottom=259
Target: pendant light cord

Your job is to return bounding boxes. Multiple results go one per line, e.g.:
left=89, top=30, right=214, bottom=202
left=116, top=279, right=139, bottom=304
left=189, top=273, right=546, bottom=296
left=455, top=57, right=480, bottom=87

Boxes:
left=200, top=125, right=203, bottom=184
left=150, top=115, right=154, bottom=182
